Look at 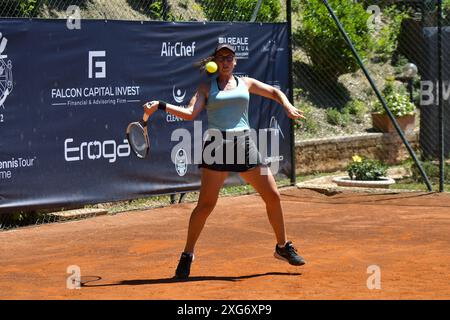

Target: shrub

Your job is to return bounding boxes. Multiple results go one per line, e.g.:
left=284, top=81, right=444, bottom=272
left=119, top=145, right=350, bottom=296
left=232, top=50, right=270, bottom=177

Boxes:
left=326, top=108, right=341, bottom=126
left=294, top=0, right=372, bottom=79
left=424, top=0, right=450, bottom=20
left=410, top=160, right=450, bottom=183
left=373, top=92, right=415, bottom=117
left=381, top=78, right=407, bottom=97
left=343, top=99, right=368, bottom=123
left=370, top=6, right=412, bottom=62
left=0, top=211, right=41, bottom=229
left=199, top=0, right=281, bottom=22
left=132, top=0, right=174, bottom=20
left=347, top=155, right=387, bottom=181
left=295, top=104, right=318, bottom=134
left=1, top=0, right=39, bottom=17
left=19, top=0, right=38, bottom=16
left=141, top=0, right=164, bottom=19
left=326, top=108, right=350, bottom=127
left=445, top=0, right=450, bottom=18
left=393, top=55, right=410, bottom=74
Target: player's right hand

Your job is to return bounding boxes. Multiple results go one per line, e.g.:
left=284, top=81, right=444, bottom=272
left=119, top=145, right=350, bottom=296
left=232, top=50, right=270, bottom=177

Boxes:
left=143, top=101, right=158, bottom=115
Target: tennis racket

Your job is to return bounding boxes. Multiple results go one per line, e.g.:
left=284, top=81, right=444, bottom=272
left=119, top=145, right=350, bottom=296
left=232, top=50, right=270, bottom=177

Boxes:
left=126, top=111, right=151, bottom=159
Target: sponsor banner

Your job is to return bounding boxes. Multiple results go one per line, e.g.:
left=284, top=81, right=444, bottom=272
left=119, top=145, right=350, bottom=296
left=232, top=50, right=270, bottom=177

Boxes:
left=419, top=27, right=450, bottom=158
left=0, top=19, right=291, bottom=213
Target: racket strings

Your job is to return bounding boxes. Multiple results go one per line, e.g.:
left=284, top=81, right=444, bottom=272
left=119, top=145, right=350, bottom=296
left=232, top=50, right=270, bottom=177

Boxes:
left=127, top=122, right=149, bottom=158
left=130, top=127, right=147, bottom=151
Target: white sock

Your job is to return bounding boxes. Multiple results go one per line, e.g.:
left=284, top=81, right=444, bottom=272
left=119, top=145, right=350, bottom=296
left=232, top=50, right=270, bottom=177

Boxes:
left=277, top=242, right=287, bottom=249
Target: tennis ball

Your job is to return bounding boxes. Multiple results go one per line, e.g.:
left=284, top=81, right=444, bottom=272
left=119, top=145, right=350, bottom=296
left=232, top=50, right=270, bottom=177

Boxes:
left=205, top=61, right=218, bottom=73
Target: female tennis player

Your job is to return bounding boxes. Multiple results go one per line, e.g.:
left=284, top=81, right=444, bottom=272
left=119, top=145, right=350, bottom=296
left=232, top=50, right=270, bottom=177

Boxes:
left=143, top=43, right=306, bottom=279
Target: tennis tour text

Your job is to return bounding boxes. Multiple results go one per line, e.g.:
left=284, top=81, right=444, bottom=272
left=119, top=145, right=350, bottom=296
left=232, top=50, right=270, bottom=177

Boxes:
left=0, top=157, right=36, bottom=180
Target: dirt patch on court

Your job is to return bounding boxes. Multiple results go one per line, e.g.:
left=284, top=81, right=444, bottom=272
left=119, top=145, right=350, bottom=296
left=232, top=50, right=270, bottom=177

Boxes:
left=1, top=187, right=449, bottom=299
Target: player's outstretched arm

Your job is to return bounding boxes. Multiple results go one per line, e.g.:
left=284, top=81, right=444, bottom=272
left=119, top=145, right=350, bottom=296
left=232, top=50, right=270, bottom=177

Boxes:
left=243, top=77, right=305, bottom=120
left=143, top=83, right=208, bottom=121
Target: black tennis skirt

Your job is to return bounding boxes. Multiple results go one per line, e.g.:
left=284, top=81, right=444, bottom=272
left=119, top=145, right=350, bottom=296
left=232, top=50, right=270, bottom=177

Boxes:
left=198, top=130, right=263, bottom=172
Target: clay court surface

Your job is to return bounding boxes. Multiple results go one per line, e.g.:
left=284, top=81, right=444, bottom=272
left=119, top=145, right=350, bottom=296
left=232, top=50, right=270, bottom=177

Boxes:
left=1, top=187, right=449, bottom=300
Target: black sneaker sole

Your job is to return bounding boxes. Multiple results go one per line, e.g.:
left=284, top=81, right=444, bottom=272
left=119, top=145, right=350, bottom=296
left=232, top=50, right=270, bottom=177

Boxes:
left=274, top=252, right=306, bottom=266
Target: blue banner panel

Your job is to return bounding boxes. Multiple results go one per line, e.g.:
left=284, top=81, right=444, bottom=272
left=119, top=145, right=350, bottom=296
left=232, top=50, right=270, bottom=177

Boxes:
left=419, top=27, right=450, bottom=159
left=0, top=19, right=291, bottom=213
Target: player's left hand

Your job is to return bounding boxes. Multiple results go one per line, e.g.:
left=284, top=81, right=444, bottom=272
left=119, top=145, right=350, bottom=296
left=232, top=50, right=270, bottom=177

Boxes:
left=284, top=104, right=305, bottom=120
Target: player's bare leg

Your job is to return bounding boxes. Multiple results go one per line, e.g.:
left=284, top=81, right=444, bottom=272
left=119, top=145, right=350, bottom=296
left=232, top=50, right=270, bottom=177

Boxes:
left=175, top=168, right=228, bottom=279
left=239, top=166, right=286, bottom=245
left=239, top=166, right=305, bottom=266
left=184, top=168, right=228, bottom=253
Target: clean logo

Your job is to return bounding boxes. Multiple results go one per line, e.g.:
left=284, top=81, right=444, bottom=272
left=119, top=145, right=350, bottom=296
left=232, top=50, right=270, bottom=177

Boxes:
left=88, top=51, right=106, bottom=79
left=173, top=85, right=186, bottom=103
left=0, top=32, right=13, bottom=109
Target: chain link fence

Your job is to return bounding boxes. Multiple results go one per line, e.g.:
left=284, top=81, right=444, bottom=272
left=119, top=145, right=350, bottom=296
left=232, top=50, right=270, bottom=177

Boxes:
left=1, top=0, right=449, bottom=230
left=0, top=0, right=286, bottom=21
left=290, top=0, right=450, bottom=193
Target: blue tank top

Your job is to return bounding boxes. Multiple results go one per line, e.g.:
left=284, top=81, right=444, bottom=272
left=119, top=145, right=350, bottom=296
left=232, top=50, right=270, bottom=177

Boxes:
left=206, top=76, right=250, bottom=131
